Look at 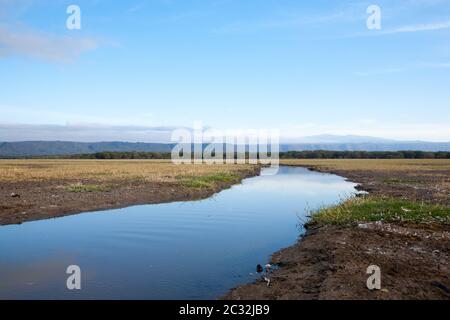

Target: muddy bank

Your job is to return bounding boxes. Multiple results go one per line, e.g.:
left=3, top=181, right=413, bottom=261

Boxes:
left=223, top=223, right=450, bottom=300
left=0, top=167, right=260, bottom=226
left=224, top=162, right=450, bottom=300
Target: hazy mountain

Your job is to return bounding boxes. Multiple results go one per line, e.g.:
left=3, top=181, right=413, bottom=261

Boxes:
left=279, top=142, right=450, bottom=152
left=291, top=134, right=395, bottom=144
left=280, top=135, right=450, bottom=152
left=0, top=141, right=174, bottom=157
left=1, top=137, right=450, bottom=157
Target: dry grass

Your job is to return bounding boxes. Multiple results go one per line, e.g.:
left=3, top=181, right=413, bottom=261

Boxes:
left=283, top=159, right=450, bottom=193
left=0, top=159, right=256, bottom=183
left=281, top=159, right=450, bottom=172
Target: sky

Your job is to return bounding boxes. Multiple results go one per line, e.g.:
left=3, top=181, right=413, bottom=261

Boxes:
left=1, top=0, right=450, bottom=142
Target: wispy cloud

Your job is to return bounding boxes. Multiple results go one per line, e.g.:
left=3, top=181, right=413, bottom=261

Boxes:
left=0, top=104, right=154, bottom=126
left=354, top=61, right=450, bottom=76
left=213, top=6, right=364, bottom=34
left=0, top=25, right=97, bottom=63
left=414, top=61, right=450, bottom=71
left=162, top=10, right=213, bottom=24
left=353, top=67, right=408, bottom=76
left=426, top=62, right=450, bottom=68
left=281, top=122, right=450, bottom=142
left=2, top=122, right=449, bottom=143
left=383, top=20, right=450, bottom=34
left=344, top=19, right=450, bottom=38
left=0, top=123, right=185, bottom=142
left=127, top=3, right=145, bottom=13
left=0, top=1, right=101, bottom=63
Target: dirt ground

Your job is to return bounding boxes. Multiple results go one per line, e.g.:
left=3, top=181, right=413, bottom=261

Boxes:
left=224, top=223, right=450, bottom=300
left=224, top=160, right=450, bottom=300
left=0, top=161, right=259, bottom=226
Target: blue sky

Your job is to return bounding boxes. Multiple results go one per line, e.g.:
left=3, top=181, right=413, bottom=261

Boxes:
left=1, top=0, right=450, bottom=141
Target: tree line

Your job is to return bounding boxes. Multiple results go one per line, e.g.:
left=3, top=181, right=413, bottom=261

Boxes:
left=36, top=150, right=450, bottom=159
left=279, top=150, right=450, bottom=159
left=69, top=151, right=172, bottom=159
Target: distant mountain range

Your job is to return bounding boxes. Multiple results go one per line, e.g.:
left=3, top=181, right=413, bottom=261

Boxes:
left=1, top=136, right=450, bottom=157
left=279, top=135, right=450, bottom=152
left=285, top=134, right=396, bottom=144
left=279, top=142, right=450, bottom=152
left=0, top=141, right=174, bottom=157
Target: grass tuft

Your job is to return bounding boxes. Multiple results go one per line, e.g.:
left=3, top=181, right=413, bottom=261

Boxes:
left=181, top=172, right=241, bottom=189
left=67, top=183, right=109, bottom=193
left=310, top=196, right=450, bottom=226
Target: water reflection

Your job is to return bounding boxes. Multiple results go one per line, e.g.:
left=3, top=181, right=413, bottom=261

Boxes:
left=0, top=166, right=357, bottom=299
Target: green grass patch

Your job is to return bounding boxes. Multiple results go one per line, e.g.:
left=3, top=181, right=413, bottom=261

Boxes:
left=310, top=196, right=450, bottom=226
left=383, top=178, right=422, bottom=185
left=67, top=183, right=109, bottom=193
left=181, top=172, right=241, bottom=189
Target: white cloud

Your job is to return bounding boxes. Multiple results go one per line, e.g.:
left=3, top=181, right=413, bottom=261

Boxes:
left=280, top=122, right=450, bottom=142
left=423, top=62, right=450, bottom=68
left=0, top=25, right=97, bottom=63
left=1, top=119, right=449, bottom=142
left=353, top=62, right=450, bottom=76
left=384, top=20, right=450, bottom=34
left=213, top=6, right=364, bottom=34
left=0, top=123, right=186, bottom=143
left=353, top=67, right=408, bottom=76
left=127, top=3, right=146, bottom=13
left=0, top=105, right=153, bottom=126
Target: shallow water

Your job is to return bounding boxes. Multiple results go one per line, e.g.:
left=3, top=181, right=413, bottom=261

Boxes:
left=0, top=166, right=356, bottom=299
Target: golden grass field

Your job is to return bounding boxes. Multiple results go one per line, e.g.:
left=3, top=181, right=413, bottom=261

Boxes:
left=282, top=159, right=450, bottom=192
left=1, top=159, right=449, bottom=190
left=281, top=158, right=450, bottom=172
left=0, top=159, right=255, bottom=183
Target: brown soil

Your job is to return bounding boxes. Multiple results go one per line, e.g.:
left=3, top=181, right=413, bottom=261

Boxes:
left=0, top=167, right=260, bottom=226
left=223, top=162, right=450, bottom=300
left=224, top=223, right=450, bottom=300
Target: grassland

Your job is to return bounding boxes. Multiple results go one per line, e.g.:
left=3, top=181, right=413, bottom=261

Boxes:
left=0, top=159, right=254, bottom=183
left=281, top=158, right=450, bottom=171
left=0, top=159, right=259, bottom=225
